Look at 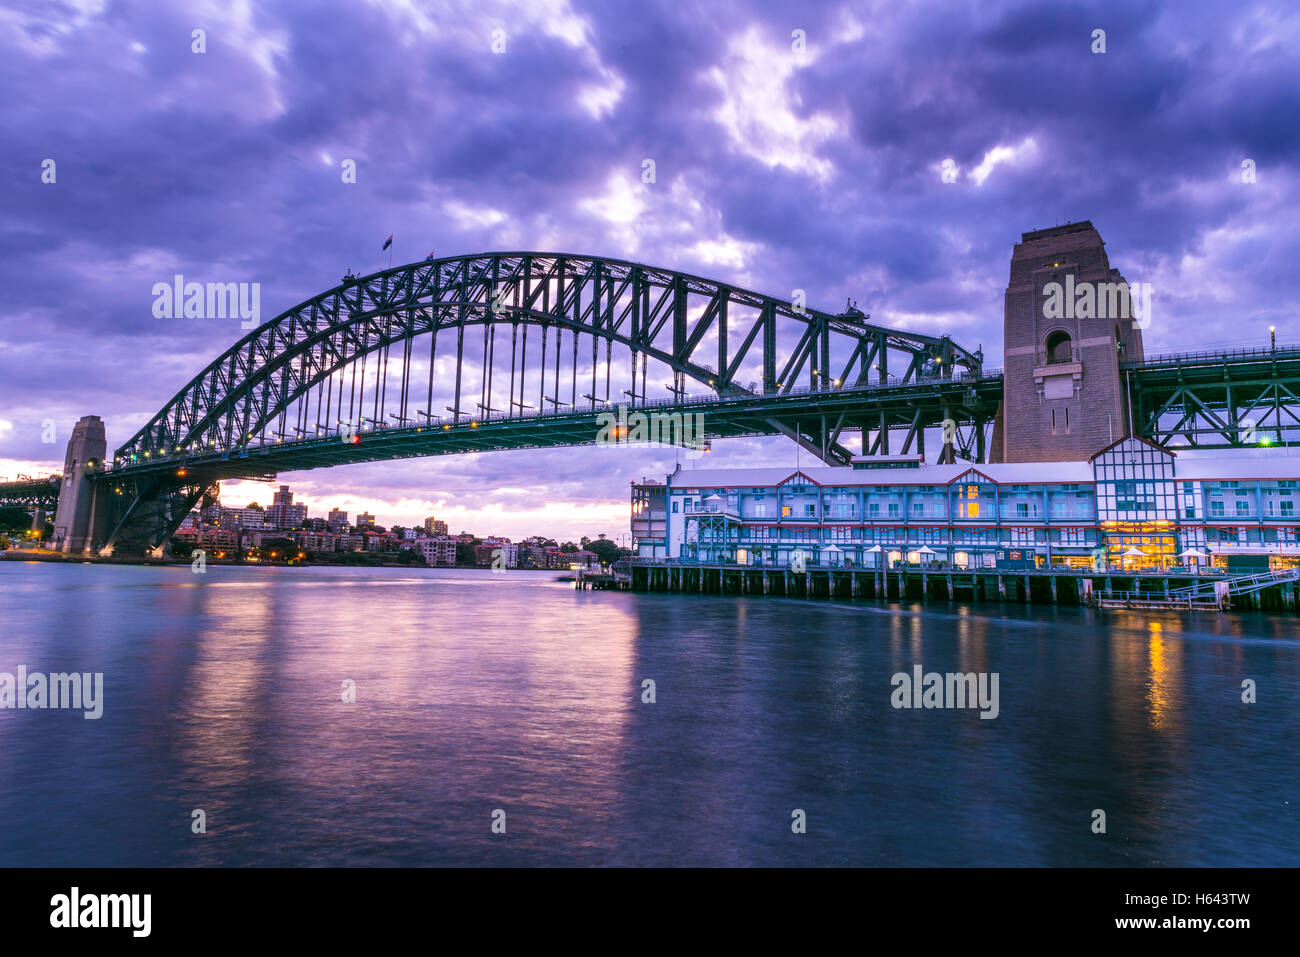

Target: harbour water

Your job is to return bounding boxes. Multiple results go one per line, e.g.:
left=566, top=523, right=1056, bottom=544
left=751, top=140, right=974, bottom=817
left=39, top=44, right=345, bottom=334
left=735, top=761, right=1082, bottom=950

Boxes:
left=0, top=561, right=1296, bottom=866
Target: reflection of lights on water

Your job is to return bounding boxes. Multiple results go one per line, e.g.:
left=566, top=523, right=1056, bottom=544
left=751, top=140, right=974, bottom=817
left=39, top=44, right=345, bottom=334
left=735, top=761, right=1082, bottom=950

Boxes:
left=1146, top=621, right=1180, bottom=731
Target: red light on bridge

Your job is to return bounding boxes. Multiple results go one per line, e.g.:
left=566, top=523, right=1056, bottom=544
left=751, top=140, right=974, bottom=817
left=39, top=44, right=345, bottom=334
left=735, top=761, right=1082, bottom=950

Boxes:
left=176, top=468, right=188, bottom=477
left=350, top=434, right=361, bottom=445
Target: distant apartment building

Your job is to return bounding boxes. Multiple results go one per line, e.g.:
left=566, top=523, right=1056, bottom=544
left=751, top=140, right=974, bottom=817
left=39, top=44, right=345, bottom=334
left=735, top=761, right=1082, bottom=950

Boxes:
left=532, top=546, right=591, bottom=570
left=295, top=530, right=340, bottom=552
left=327, top=508, right=349, bottom=532
left=403, top=528, right=420, bottom=540
left=219, top=506, right=273, bottom=531
left=356, top=511, right=376, bottom=529
left=364, top=530, right=403, bottom=552
left=474, top=538, right=518, bottom=568
left=266, top=485, right=308, bottom=529
left=424, top=515, right=449, bottom=536
left=413, top=536, right=458, bottom=567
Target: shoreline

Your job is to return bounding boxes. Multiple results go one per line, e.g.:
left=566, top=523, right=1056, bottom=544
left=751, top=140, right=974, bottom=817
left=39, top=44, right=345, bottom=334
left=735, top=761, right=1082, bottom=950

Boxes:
left=0, top=549, right=571, bottom=572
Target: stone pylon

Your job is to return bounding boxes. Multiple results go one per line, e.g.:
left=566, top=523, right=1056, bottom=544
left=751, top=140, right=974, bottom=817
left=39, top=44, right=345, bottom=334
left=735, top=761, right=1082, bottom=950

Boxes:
left=52, top=415, right=109, bottom=554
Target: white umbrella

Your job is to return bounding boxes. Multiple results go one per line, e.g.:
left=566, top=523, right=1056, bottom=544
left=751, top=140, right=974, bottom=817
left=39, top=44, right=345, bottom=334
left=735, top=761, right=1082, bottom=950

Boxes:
left=1178, top=548, right=1209, bottom=557
left=865, top=545, right=882, bottom=553
left=823, top=544, right=843, bottom=552
left=917, top=545, right=937, bottom=555
left=1121, top=546, right=1144, bottom=556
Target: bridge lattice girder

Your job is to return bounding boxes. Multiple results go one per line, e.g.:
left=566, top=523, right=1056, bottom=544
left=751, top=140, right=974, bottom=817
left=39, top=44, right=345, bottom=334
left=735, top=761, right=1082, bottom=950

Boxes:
left=0, top=475, right=60, bottom=510
left=113, top=253, right=982, bottom=466
left=1127, top=346, right=1300, bottom=449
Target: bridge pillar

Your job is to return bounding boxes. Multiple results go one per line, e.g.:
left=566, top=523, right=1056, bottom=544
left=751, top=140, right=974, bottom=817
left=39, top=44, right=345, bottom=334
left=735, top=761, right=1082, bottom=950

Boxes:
left=52, top=415, right=109, bottom=555
left=1001, top=222, right=1144, bottom=462
left=31, top=506, right=45, bottom=532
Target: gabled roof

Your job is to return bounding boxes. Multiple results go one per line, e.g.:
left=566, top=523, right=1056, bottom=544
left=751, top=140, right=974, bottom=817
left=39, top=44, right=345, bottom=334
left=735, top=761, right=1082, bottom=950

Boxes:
left=1089, top=434, right=1175, bottom=461
left=949, top=467, right=997, bottom=485
left=777, top=470, right=822, bottom=488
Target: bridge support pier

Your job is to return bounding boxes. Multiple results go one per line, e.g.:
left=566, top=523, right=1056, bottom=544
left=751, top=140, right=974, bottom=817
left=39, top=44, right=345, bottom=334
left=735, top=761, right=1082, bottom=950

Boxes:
left=52, top=415, right=109, bottom=555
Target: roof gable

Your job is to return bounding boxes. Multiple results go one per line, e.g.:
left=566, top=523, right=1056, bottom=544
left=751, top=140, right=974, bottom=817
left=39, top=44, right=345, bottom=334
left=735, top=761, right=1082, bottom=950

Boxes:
left=778, top=470, right=822, bottom=488
left=949, top=467, right=997, bottom=485
left=1089, top=435, right=1175, bottom=461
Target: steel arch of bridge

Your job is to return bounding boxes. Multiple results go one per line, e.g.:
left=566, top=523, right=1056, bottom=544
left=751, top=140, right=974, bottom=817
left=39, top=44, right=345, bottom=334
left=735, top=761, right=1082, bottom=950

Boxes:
left=114, top=253, right=982, bottom=467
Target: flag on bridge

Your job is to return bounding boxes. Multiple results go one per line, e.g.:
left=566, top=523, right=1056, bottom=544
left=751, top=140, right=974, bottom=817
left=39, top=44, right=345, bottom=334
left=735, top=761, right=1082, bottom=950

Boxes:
left=382, top=234, right=393, bottom=250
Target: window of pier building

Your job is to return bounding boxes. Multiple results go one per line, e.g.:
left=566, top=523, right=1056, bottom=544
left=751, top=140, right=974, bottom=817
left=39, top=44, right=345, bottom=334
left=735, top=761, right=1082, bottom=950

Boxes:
left=906, top=486, right=948, bottom=520
left=1046, top=483, right=1095, bottom=520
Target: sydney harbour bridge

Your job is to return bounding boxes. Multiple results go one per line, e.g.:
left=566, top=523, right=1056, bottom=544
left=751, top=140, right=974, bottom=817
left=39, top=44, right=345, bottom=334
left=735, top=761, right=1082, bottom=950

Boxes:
left=4, top=244, right=1300, bottom=556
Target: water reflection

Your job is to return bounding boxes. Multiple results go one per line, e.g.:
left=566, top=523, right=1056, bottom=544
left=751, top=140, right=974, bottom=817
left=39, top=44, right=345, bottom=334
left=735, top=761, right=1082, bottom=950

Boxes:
left=0, top=562, right=1295, bottom=866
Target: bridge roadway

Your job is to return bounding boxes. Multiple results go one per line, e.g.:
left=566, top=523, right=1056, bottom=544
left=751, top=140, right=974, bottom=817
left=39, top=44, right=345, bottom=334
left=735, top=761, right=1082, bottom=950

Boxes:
left=101, top=371, right=1005, bottom=486
left=95, top=341, right=1300, bottom=491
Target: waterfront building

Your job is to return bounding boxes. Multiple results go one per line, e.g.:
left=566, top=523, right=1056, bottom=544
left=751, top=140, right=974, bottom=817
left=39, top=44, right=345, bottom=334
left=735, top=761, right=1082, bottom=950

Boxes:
left=327, top=508, right=349, bottom=532
left=413, top=536, right=458, bottom=567
left=630, top=480, right=667, bottom=559
left=569, top=549, right=601, bottom=571
left=356, top=511, right=376, bottom=529
left=474, top=537, right=518, bottom=568
left=295, top=530, right=340, bottom=552
left=631, top=437, right=1300, bottom=573
left=424, top=515, right=449, bottom=536
left=364, top=530, right=402, bottom=552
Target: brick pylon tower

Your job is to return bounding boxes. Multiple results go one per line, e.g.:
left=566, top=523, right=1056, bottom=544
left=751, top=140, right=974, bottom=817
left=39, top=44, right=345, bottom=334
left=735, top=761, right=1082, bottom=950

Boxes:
left=1000, top=222, right=1145, bottom=462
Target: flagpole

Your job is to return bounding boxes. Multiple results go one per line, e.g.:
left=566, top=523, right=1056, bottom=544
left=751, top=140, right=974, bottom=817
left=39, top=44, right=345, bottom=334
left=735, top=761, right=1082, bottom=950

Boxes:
left=389, top=233, right=393, bottom=269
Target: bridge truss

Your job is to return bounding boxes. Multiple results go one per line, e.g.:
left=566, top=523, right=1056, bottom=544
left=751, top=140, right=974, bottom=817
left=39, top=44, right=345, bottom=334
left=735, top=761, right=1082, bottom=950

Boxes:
left=98, top=253, right=988, bottom=554
left=1127, top=346, right=1300, bottom=450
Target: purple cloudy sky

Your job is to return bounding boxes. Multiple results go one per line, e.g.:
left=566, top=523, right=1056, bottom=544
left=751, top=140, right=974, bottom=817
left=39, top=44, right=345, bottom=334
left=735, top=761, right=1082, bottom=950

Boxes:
left=1, top=0, right=1297, bottom=539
